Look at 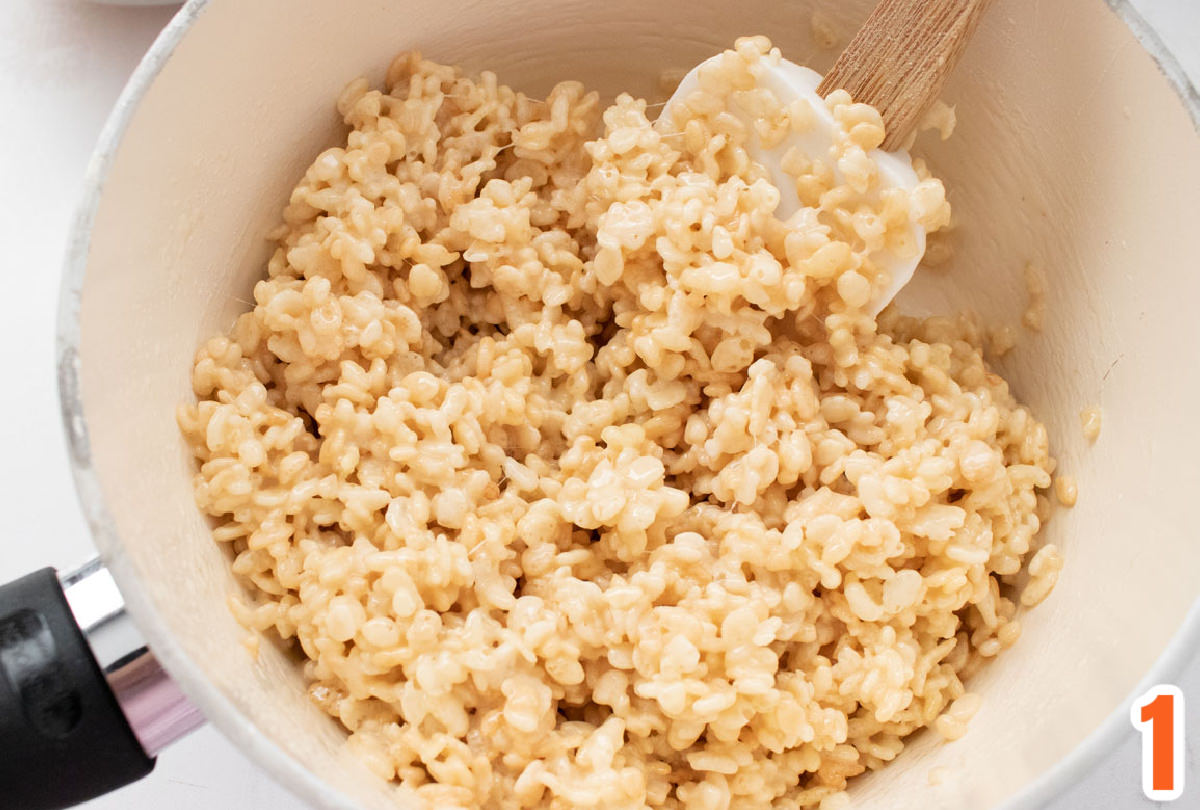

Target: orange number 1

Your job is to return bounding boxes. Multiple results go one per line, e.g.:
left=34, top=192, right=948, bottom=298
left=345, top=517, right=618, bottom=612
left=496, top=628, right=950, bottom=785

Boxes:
left=1131, top=684, right=1185, bottom=801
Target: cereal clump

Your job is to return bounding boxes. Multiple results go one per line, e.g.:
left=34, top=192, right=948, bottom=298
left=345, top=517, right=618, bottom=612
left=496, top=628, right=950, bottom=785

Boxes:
left=180, top=38, right=1057, bottom=810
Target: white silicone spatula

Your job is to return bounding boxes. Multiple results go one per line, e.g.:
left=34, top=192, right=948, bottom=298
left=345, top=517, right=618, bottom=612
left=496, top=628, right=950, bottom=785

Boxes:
left=662, top=0, right=993, bottom=313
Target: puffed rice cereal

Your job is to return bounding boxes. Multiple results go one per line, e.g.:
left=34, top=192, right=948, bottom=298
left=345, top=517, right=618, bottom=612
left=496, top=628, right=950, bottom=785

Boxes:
left=179, top=37, right=1059, bottom=810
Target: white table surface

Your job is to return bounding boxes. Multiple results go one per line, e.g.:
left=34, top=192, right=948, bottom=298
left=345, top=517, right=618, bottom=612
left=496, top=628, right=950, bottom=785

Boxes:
left=0, top=0, right=1195, bottom=807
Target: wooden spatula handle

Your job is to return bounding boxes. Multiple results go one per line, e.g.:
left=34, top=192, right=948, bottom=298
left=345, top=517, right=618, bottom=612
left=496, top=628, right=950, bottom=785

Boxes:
left=817, top=0, right=994, bottom=150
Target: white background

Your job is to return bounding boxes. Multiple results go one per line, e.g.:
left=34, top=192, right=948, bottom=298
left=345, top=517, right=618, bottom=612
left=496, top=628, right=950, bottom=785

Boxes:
left=0, top=0, right=1196, bottom=807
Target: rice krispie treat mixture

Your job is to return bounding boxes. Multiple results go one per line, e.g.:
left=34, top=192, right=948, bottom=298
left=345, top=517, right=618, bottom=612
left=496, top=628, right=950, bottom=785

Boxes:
left=178, top=37, right=1058, bottom=810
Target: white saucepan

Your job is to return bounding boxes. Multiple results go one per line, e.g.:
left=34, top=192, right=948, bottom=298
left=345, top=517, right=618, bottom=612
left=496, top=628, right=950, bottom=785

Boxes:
left=4, top=0, right=1198, bottom=807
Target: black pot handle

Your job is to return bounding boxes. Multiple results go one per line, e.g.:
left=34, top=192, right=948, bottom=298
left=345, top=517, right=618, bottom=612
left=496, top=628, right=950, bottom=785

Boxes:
left=0, top=565, right=179, bottom=808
